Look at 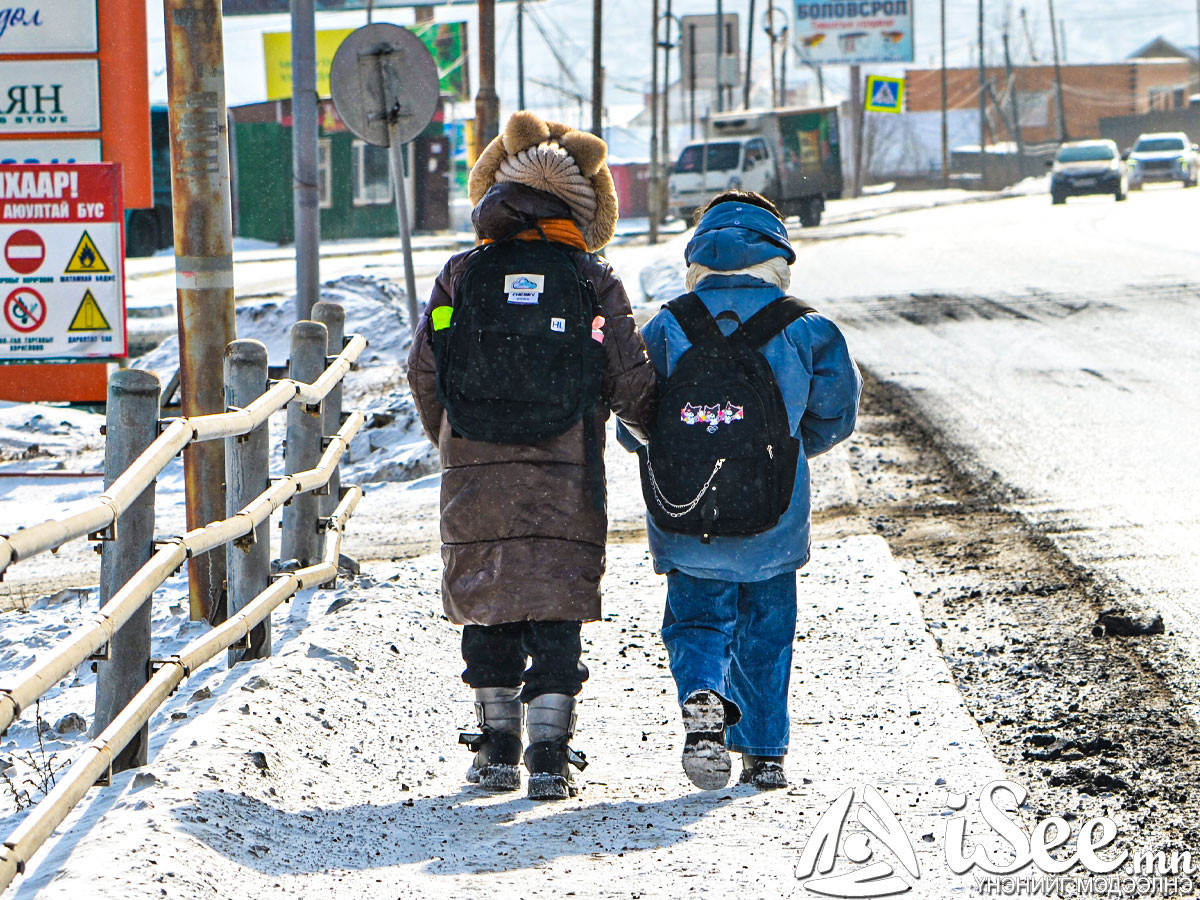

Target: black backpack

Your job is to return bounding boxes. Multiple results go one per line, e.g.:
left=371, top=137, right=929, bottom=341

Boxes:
left=637, top=292, right=814, bottom=542
left=432, top=237, right=603, bottom=445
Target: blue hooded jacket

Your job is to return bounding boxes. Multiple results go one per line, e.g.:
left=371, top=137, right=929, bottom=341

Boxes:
left=617, top=202, right=862, bottom=582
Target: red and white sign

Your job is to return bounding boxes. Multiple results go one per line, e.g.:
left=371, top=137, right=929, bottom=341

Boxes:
left=0, top=163, right=125, bottom=360
left=4, top=287, right=46, bottom=332
left=4, top=229, right=45, bottom=274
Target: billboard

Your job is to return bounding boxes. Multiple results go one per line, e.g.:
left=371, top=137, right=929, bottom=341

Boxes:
left=0, top=0, right=97, bottom=54
left=263, top=21, right=468, bottom=103
left=225, top=0, right=409, bottom=12
left=793, top=1, right=914, bottom=66
left=0, top=0, right=152, bottom=208
left=225, top=0, right=480, bottom=13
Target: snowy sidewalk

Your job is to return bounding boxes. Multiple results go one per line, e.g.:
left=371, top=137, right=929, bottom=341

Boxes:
left=11, top=528, right=1009, bottom=899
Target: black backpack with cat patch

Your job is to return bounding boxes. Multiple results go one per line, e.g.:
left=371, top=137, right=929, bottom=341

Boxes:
left=637, top=292, right=813, bottom=542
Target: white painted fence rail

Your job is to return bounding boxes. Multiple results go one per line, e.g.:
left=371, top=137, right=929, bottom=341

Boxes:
left=0, top=309, right=369, bottom=893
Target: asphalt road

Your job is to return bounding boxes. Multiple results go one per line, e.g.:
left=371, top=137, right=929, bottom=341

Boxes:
left=796, top=184, right=1200, bottom=708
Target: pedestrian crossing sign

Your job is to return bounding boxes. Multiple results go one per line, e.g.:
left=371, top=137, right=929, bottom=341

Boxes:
left=865, top=75, right=905, bottom=114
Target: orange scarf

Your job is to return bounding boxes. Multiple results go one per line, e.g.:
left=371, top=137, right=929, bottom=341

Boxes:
left=482, top=218, right=588, bottom=251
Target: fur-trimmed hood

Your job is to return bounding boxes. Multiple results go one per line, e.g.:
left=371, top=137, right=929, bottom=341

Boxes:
left=469, top=111, right=618, bottom=252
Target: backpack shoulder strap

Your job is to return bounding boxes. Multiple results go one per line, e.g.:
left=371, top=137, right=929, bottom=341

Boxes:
left=735, top=296, right=817, bottom=350
left=665, top=292, right=725, bottom=348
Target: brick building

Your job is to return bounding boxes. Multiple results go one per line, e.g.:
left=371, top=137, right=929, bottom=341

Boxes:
left=904, top=58, right=1195, bottom=145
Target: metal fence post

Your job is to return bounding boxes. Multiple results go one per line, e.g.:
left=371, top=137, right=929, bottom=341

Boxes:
left=281, top=320, right=327, bottom=567
left=94, top=369, right=160, bottom=774
left=225, top=339, right=271, bottom=664
left=311, top=301, right=344, bottom=518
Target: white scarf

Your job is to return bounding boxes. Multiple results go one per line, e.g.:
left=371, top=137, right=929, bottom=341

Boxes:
left=684, top=256, right=791, bottom=293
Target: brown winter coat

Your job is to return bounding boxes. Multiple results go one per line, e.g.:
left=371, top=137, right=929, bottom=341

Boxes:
left=406, top=184, right=657, bottom=626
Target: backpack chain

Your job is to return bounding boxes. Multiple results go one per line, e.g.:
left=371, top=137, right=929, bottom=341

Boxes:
left=644, top=457, right=726, bottom=517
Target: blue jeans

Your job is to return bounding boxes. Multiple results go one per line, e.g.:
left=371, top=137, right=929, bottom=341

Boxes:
left=662, top=570, right=798, bottom=757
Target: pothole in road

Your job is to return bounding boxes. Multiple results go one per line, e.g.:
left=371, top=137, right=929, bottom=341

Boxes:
left=815, top=372, right=1200, bottom=853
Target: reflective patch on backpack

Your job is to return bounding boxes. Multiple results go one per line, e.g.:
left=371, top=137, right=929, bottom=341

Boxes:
left=681, top=402, right=744, bottom=433
left=504, top=273, right=545, bottom=305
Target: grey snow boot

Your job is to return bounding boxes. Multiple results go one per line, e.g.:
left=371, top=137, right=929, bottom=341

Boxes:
left=523, top=694, right=587, bottom=801
left=681, top=690, right=731, bottom=790
left=459, top=686, right=523, bottom=791
left=739, top=755, right=787, bottom=790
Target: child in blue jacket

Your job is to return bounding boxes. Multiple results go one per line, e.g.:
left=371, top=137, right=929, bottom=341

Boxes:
left=618, top=191, right=861, bottom=790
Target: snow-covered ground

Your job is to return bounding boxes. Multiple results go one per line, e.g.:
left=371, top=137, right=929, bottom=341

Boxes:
left=0, top=192, right=1027, bottom=896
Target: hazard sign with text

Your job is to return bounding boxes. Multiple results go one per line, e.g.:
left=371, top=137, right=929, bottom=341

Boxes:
left=0, top=163, right=126, bottom=360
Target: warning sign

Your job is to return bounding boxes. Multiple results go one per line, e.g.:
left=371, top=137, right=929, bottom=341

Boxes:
left=65, top=231, right=110, bottom=274
left=0, top=163, right=125, bottom=360
left=5, top=230, right=45, bottom=275
left=68, top=290, right=111, bottom=331
left=864, top=75, right=905, bottom=114
left=5, top=287, right=46, bottom=333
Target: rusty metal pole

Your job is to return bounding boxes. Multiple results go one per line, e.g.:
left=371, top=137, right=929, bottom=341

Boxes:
left=292, top=0, right=320, bottom=321
left=475, top=0, right=499, bottom=157
left=649, top=0, right=659, bottom=245
left=163, top=0, right=236, bottom=623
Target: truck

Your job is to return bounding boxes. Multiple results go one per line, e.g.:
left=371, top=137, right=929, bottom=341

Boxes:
left=667, top=105, right=843, bottom=228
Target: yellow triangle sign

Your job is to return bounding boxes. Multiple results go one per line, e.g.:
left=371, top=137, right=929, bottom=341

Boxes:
left=64, top=231, right=110, bottom=274
left=67, top=290, right=112, bottom=332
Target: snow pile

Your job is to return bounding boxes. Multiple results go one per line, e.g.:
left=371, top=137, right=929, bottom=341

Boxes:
left=0, top=570, right=193, bottom=822
left=1005, top=173, right=1052, bottom=196
left=134, top=274, right=433, bottom=486
left=0, top=404, right=104, bottom=466
left=638, top=256, right=687, bottom=306
left=134, top=274, right=412, bottom=392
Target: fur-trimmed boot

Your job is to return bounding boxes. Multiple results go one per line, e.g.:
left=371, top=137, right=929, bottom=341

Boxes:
left=523, top=694, right=587, bottom=801
left=459, top=687, right=523, bottom=791
left=680, top=689, right=731, bottom=790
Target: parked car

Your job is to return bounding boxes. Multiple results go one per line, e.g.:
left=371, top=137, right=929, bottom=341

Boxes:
left=1050, top=140, right=1127, bottom=204
left=1125, top=132, right=1198, bottom=190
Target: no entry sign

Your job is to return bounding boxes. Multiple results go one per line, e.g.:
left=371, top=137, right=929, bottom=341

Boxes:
left=0, top=163, right=125, bottom=360
left=5, top=229, right=45, bottom=274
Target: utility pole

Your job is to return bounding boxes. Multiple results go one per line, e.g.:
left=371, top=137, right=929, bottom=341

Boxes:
left=940, top=0, right=949, bottom=187
left=744, top=0, right=755, bottom=109
left=592, top=0, right=603, bottom=137
left=689, top=23, right=697, bottom=137
left=1003, top=30, right=1027, bottom=178
left=517, top=0, right=526, bottom=109
left=650, top=0, right=659, bottom=245
left=662, top=0, right=674, bottom=224
left=768, top=18, right=777, bottom=107
left=1047, top=0, right=1067, bottom=142
left=978, top=0, right=988, bottom=188
left=475, top=0, right=499, bottom=157
left=163, top=0, right=235, bottom=623
left=779, top=36, right=787, bottom=104
left=292, top=0, right=319, bottom=322
left=851, top=64, right=864, bottom=197
left=715, top=0, right=724, bottom=113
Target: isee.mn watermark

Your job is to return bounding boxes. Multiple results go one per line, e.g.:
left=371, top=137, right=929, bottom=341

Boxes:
left=793, top=779, right=1200, bottom=898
